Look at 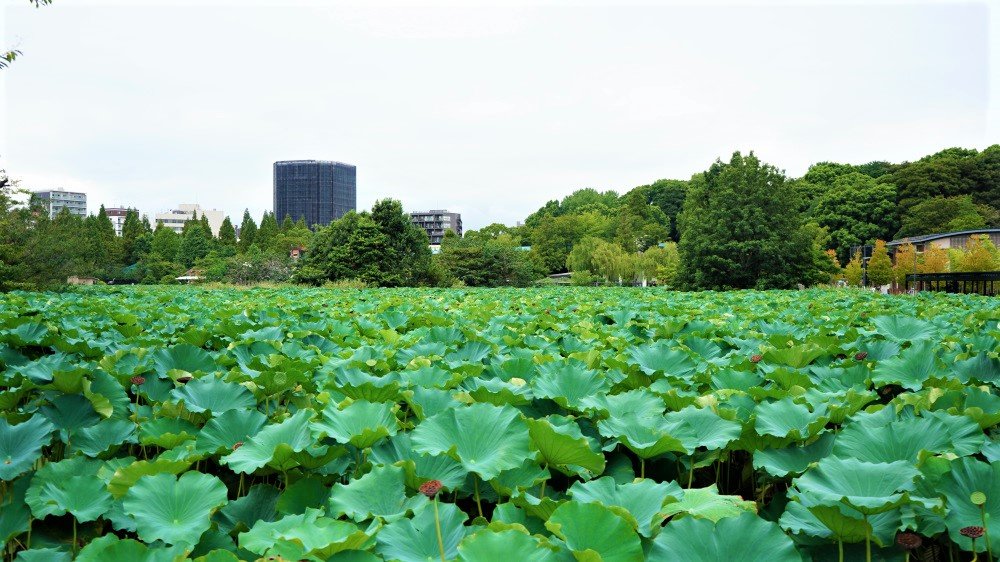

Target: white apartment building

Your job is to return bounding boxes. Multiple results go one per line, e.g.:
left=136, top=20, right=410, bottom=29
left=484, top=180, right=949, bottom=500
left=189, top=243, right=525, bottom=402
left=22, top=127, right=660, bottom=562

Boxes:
left=155, top=204, right=225, bottom=236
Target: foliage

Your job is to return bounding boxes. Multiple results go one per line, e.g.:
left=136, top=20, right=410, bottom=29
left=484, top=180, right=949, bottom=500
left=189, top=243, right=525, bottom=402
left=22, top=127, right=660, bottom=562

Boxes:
left=953, top=234, right=1000, bottom=272
left=897, top=195, right=997, bottom=238
left=677, top=152, right=817, bottom=289
left=811, top=172, right=897, bottom=263
left=865, top=240, right=893, bottom=287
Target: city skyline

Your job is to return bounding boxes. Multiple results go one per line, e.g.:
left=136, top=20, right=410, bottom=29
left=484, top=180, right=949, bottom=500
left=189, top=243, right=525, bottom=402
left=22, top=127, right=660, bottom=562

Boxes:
left=3, top=2, right=998, bottom=231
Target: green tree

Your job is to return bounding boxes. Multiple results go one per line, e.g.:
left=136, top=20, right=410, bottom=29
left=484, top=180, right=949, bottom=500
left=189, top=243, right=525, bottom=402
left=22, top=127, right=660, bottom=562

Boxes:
left=256, top=211, right=279, bottom=253
left=954, top=235, right=1000, bottom=272
left=121, top=209, right=146, bottom=265
left=810, top=172, right=898, bottom=263
left=644, top=179, right=687, bottom=241
left=87, top=205, right=123, bottom=276
left=280, top=214, right=294, bottom=232
left=301, top=212, right=390, bottom=285
left=218, top=216, right=238, bottom=253
left=677, top=152, right=816, bottom=289
left=370, top=198, right=432, bottom=286
left=865, top=240, right=893, bottom=288
left=896, top=195, right=993, bottom=238
left=614, top=188, right=670, bottom=253
left=177, top=220, right=210, bottom=268
left=238, top=209, right=257, bottom=253
left=150, top=223, right=181, bottom=262
left=566, top=236, right=605, bottom=274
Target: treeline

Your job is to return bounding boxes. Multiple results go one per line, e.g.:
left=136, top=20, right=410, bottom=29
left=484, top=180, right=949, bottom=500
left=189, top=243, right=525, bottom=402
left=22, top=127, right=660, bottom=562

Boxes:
left=481, top=144, right=1000, bottom=289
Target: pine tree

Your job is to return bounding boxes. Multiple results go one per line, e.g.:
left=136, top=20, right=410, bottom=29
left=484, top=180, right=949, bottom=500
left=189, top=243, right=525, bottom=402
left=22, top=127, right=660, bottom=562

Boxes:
left=238, top=210, right=257, bottom=253
left=866, top=240, right=893, bottom=288
left=199, top=214, right=213, bottom=239
left=256, top=212, right=279, bottom=253
left=89, top=205, right=123, bottom=274
left=151, top=223, right=181, bottom=262
left=219, top=216, right=237, bottom=249
left=121, top=209, right=144, bottom=264
left=178, top=219, right=210, bottom=267
left=281, top=214, right=294, bottom=232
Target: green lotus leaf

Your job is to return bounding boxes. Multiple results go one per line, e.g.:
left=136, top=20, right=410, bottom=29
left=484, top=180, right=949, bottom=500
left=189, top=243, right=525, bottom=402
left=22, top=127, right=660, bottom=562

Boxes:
left=123, top=471, right=229, bottom=546
left=220, top=409, right=315, bottom=474
left=629, top=341, right=697, bottom=378
left=790, top=457, right=919, bottom=515
left=192, top=551, right=241, bottom=562
left=525, top=415, right=605, bottom=476
left=239, top=508, right=370, bottom=560
left=457, top=528, right=560, bottom=562
left=569, top=476, right=682, bottom=537
left=70, top=418, right=136, bottom=457
left=871, top=341, right=942, bottom=391
left=213, top=484, right=280, bottom=535
left=138, top=417, right=199, bottom=448
left=763, top=343, right=825, bottom=369
left=598, top=414, right=687, bottom=459
left=107, top=456, right=192, bottom=498
left=196, top=408, right=267, bottom=454
left=661, top=484, right=757, bottom=522
left=938, top=456, right=1000, bottom=552
left=13, top=548, right=71, bottom=562
left=545, top=500, right=643, bottom=562
left=753, top=432, right=835, bottom=477
left=832, top=412, right=984, bottom=463
left=313, top=399, right=398, bottom=449
left=151, top=343, right=217, bottom=376
left=369, top=434, right=467, bottom=494
left=376, top=501, right=469, bottom=562
left=83, top=369, right=130, bottom=418
left=329, top=464, right=426, bottom=522
left=26, top=457, right=111, bottom=522
left=75, top=535, right=188, bottom=562
left=580, top=388, right=664, bottom=420
left=662, top=405, right=742, bottom=453
left=170, top=376, right=256, bottom=414
left=411, top=403, right=531, bottom=481
left=754, top=398, right=828, bottom=439
left=277, top=476, right=330, bottom=515
left=403, top=386, right=460, bottom=420
left=0, top=477, right=30, bottom=550
left=0, top=414, right=53, bottom=480
left=649, top=512, right=802, bottom=561
left=464, top=377, right=532, bottom=407
left=870, top=315, right=937, bottom=343
left=531, top=360, right=609, bottom=410
left=951, top=352, right=1000, bottom=385
left=493, top=458, right=550, bottom=497
left=778, top=502, right=908, bottom=545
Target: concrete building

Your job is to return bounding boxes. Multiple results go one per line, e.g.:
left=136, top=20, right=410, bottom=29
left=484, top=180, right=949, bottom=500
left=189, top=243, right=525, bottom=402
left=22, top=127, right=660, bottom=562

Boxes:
left=155, top=204, right=225, bottom=236
left=105, top=207, right=130, bottom=237
left=31, top=189, right=87, bottom=218
left=410, top=210, right=463, bottom=244
left=274, top=160, right=357, bottom=228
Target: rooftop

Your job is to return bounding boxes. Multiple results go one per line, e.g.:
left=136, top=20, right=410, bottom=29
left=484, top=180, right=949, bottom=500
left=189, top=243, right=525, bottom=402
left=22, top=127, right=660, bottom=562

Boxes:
left=887, top=228, right=1000, bottom=246
left=274, top=160, right=356, bottom=168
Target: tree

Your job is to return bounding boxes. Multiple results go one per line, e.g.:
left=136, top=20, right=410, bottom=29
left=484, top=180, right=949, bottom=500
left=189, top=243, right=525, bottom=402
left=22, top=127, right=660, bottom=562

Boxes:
left=121, top=209, right=146, bottom=264
left=918, top=243, right=949, bottom=273
left=370, top=198, right=432, bottom=286
left=238, top=210, right=257, bottom=253
left=150, top=223, right=181, bottom=262
left=218, top=217, right=238, bottom=252
left=566, top=236, right=605, bottom=274
left=844, top=250, right=863, bottom=287
left=892, top=242, right=918, bottom=287
left=256, top=211, right=279, bottom=253
left=645, top=179, right=687, bottom=241
left=437, top=234, right=539, bottom=287
left=301, top=212, right=391, bottom=285
left=177, top=219, right=210, bottom=268
left=677, top=151, right=816, bottom=289
left=896, top=195, right=993, bottom=238
left=2, top=1, right=53, bottom=70
left=811, top=172, right=898, bottom=263
left=865, top=240, right=893, bottom=288
left=87, top=205, right=123, bottom=276
left=280, top=214, right=294, bottom=232
left=614, top=188, right=670, bottom=253
left=954, top=235, right=1000, bottom=272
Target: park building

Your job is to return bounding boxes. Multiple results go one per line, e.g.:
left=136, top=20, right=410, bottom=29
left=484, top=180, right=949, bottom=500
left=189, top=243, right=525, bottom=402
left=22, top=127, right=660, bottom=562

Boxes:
left=155, top=204, right=225, bottom=236
left=31, top=189, right=87, bottom=219
left=274, top=160, right=357, bottom=228
left=410, top=210, right=463, bottom=245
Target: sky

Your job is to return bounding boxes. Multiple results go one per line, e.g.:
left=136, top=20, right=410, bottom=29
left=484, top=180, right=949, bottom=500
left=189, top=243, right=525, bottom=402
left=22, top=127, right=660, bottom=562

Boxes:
left=1, top=0, right=997, bottom=231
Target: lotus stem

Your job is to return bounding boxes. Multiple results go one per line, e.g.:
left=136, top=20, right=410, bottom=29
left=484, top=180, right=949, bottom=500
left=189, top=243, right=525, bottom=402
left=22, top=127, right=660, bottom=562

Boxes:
left=982, top=505, right=993, bottom=562
left=864, top=514, right=871, bottom=562
left=432, top=495, right=446, bottom=562
left=838, top=539, right=843, bottom=562
left=640, top=458, right=645, bottom=479
left=72, top=517, right=77, bottom=555
left=539, top=464, right=547, bottom=500
left=972, top=538, right=979, bottom=562
left=474, top=475, right=483, bottom=519
left=687, top=463, right=694, bottom=489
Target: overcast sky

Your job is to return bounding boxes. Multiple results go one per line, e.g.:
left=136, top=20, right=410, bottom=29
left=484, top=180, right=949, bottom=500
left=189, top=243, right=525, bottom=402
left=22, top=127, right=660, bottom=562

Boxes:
left=1, top=0, right=997, bottom=230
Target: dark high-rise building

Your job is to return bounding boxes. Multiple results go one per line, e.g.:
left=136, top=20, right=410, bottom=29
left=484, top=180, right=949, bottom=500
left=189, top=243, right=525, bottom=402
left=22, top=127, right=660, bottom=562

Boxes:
left=273, top=160, right=356, bottom=228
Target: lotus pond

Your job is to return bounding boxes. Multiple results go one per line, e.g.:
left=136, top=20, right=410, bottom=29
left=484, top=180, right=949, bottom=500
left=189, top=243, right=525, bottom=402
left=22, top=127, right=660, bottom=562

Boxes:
left=0, top=287, right=998, bottom=562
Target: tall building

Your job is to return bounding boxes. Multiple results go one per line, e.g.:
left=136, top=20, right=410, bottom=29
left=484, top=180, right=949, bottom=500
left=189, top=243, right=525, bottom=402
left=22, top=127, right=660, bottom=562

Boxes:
left=155, top=204, right=225, bottom=236
left=32, top=189, right=87, bottom=218
left=410, top=210, right=463, bottom=244
left=274, top=160, right=356, bottom=228
left=105, top=207, right=130, bottom=236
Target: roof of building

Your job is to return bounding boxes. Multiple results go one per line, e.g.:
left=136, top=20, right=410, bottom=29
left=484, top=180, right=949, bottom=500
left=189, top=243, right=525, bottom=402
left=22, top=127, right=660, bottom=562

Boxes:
left=887, top=228, right=1000, bottom=246
left=274, top=160, right=356, bottom=168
